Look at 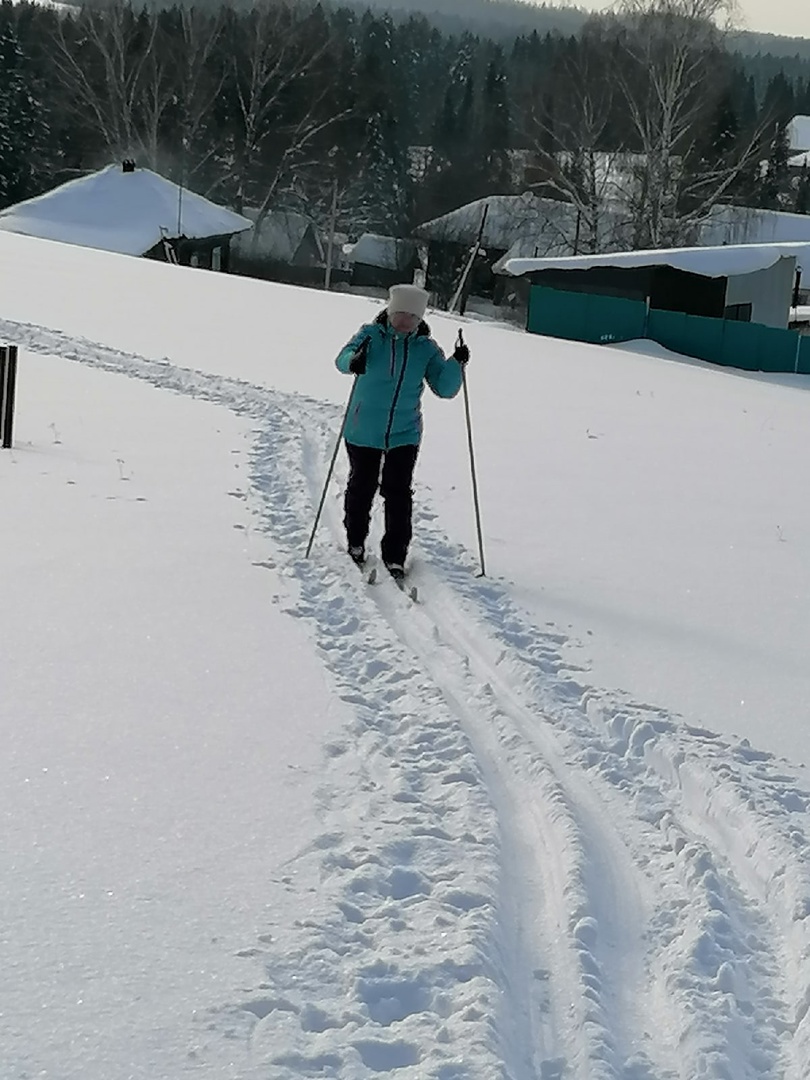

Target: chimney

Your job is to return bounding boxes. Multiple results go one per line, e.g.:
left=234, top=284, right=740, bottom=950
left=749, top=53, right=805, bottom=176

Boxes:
left=122, top=159, right=136, bottom=173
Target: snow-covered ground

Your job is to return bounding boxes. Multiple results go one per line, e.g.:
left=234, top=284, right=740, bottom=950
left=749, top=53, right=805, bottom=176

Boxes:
left=2, top=230, right=810, bottom=1079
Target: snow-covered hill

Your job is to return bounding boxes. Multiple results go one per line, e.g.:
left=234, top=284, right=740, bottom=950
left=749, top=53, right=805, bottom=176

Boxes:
left=2, top=232, right=810, bottom=1079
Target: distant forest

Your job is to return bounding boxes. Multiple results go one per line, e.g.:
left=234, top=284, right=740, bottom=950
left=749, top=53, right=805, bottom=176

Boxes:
left=346, top=0, right=810, bottom=61
left=0, top=0, right=809, bottom=247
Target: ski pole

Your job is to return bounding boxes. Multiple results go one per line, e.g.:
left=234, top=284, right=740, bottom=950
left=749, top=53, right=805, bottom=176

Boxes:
left=458, top=329, right=486, bottom=577
left=305, top=377, right=357, bottom=559
left=306, top=337, right=370, bottom=558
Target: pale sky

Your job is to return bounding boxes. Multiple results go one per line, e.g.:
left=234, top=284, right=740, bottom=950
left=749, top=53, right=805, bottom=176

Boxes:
left=558, top=0, right=808, bottom=39
left=726, top=0, right=807, bottom=36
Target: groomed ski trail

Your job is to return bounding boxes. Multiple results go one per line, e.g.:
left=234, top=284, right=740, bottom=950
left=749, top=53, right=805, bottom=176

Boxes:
left=300, top=423, right=660, bottom=1080
left=299, top=414, right=794, bottom=1080
left=5, top=318, right=810, bottom=1080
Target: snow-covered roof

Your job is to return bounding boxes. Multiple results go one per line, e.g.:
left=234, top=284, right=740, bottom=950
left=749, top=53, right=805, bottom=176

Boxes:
left=0, top=164, right=252, bottom=256
left=788, top=151, right=809, bottom=169
left=499, top=242, right=810, bottom=279
left=491, top=216, right=627, bottom=273
left=788, top=115, right=810, bottom=153
left=700, top=204, right=810, bottom=246
left=416, top=194, right=558, bottom=249
left=552, top=150, right=654, bottom=205
left=344, top=233, right=415, bottom=270
left=234, top=210, right=322, bottom=263
left=416, top=192, right=636, bottom=256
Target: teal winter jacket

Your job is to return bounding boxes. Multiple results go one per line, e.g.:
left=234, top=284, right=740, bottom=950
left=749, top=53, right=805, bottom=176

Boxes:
left=335, top=312, right=463, bottom=449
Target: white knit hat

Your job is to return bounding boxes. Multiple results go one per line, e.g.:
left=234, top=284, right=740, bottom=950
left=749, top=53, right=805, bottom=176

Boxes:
left=388, top=283, right=428, bottom=320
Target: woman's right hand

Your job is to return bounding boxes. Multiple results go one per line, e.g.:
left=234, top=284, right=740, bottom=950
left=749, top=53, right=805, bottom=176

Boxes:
left=349, top=338, right=370, bottom=375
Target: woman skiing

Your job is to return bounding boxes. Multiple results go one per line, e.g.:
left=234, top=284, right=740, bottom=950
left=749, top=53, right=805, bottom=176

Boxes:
left=334, top=283, right=469, bottom=580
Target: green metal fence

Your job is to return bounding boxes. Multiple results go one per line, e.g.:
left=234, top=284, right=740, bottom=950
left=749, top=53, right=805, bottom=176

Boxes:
left=646, top=309, right=724, bottom=364
left=799, top=335, right=810, bottom=375
left=528, top=284, right=810, bottom=375
left=528, top=284, right=647, bottom=345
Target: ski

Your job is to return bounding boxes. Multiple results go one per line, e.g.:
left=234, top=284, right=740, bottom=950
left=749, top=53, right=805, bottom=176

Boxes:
left=369, top=566, right=417, bottom=602
left=399, top=580, right=419, bottom=603
left=349, top=554, right=379, bottom=587
left=349, top=554, right=417, bottom=601
left=388, top=571, right=418, bottom=603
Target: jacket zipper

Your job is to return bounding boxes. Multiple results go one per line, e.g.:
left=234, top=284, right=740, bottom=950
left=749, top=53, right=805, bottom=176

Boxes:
left=384, top=336, right=410, bottom=450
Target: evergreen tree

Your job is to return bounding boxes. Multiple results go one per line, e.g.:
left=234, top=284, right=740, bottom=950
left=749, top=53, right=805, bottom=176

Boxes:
left=349, top=13, right=411, bottom=232
left=359, top=110, right=410, bottom=232
left=481, top=56, right=511, bottom=190
left=682, top=86, right=739, bottom=202
left=710, top=90, right=740, bottom=161
left=0, top=20, right=47, bottom=208
left=758, top=121, right=791, bottom=209
left=761, top=72, right=795, bottom=128
left=735, top=72, right=758, bottom=132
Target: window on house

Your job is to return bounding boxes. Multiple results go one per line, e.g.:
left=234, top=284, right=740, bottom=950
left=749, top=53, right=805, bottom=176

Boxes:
left=724, top=303, right=753, bottom=322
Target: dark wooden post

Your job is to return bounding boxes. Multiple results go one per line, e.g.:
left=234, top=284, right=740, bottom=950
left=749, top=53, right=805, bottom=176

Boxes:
left=1, top=345, right=19, bottom=449
left=0, top=347, right=7, bottom=444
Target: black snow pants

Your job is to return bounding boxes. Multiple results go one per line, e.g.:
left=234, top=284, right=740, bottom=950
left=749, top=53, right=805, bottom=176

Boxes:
left=344, top=442, right=419, bottom=566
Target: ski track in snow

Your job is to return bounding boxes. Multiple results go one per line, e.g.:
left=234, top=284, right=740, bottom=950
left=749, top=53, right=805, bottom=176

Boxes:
left=6, top=317, right=810, bottom=1079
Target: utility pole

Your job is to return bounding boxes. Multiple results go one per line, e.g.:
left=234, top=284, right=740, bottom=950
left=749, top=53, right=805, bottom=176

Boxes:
left=324, top=179, right=338, bottom=290
left=449, top=203, right=489, bottom=316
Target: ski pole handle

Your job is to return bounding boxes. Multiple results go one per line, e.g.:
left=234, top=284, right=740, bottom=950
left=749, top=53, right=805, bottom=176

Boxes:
left=453, top=328, right=470, bottom=366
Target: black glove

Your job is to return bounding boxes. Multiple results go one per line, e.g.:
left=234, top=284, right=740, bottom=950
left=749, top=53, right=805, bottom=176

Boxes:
left=349, top=338, right=370, bottom=375
left=453, top=341, right=470, bottom=365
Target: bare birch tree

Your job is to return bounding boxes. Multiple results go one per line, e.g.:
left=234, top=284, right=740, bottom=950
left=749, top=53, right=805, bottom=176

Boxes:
left=221, top=1, right=352, bottom=248
left=524, top=22, right=630, bottom=254
left=50, top=1, right=171, bottom=167
left=50, top=2, right=225, bottom=177
left=614, top=0, right=764, bottom=247
left=522, top=0, right=767, bottom=252
left=169, top=5, right=227, bottom=184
